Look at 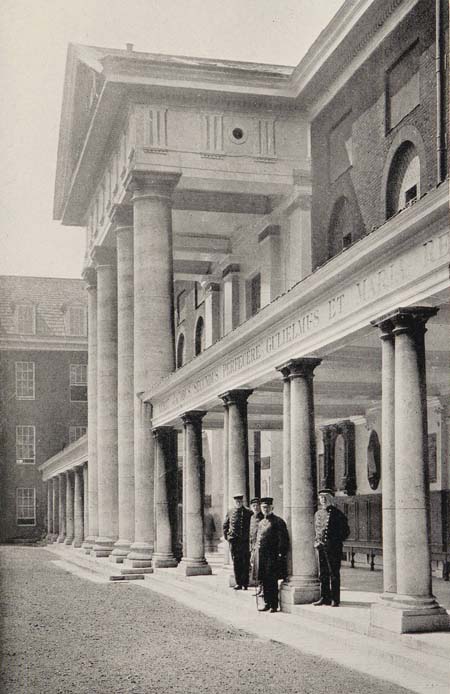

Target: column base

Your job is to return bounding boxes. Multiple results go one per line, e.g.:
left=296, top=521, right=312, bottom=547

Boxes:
left=178, top=558, right=212, bottom=577
left=57, top=535, right=66, bottom=543
left=125, top=542, right=153, bottom=569
left=370, top=594, right=450, bottom=634
left=92, top=536, right=115, bottom=558
left=110, top=540, right=132, bottom=563
left=280, top=576, right=320, bottom=609
left=152, top=552, right=178, bottom=568
left=72, top=539, right=83, bottom=548
left=82, top=536, right=95, bottom=553
left=64, top=536, right=74, bottom=545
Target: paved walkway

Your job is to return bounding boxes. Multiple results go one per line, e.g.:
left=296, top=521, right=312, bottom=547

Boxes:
left=0, top=545, right=423, bottom=694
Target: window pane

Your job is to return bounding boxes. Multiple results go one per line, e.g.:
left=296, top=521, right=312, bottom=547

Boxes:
left=70, top=364, right=87, bottom=385
left=17, top=305, right=35, bottom=335
left=15, top=362, right=35, bottom=399
left=17, top=488, right=36, bottom=525
left=69, top=425, right=87, bottom=444
left=16, top=426, right=35, bottom=463
left=68, top=306, right=87, bottom=336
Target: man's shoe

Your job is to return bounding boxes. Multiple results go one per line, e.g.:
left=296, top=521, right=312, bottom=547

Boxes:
left=270, top=607, right=278, bottom=613
left=258, top=604, right=271, bottom=611
left=233, top=585, right=242, bottom=590
left=331, top=600, right=340, bottom=607
left=242, top=586, right=248, bottom=591
left=313, top=598, right=330, bottom=606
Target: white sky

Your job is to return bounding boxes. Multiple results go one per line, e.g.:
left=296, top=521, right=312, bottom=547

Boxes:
left=0, top=0, right=345, bottom=279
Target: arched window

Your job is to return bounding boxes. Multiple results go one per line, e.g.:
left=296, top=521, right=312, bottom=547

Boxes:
left=176, top=333, right=185, bottom=369
left=194, top=316, right=205, bottom=356
left=327, top=197, right=353, bottom=259
left=386, top=141, right=420, bottom=218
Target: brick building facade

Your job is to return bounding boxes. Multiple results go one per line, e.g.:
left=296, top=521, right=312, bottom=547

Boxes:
left=0, top=276, right=87, bottom=541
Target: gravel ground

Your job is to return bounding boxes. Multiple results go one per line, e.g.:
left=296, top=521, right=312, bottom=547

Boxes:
left=0, top=546, right=412, bottom=694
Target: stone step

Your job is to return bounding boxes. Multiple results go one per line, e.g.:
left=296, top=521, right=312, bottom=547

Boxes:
left=109, top=574, right=145, bottom=581
left=121, top=567, right=153, bottom=575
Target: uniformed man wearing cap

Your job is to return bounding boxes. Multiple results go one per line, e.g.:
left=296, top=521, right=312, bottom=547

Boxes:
left=313, top=488, right=350, bottom=607
left=249, top=497, right=263, bottom=592
left=254, top=497, right=289, bottom=612
left=223, top=494, right=252, bottom=590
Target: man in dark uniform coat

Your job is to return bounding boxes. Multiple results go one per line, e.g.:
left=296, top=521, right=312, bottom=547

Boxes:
left=249, top=497, right=263, bottom=591
left=313, top=488, right=350, bottom=607
left=223, top=494, right=252, bottom=590
left=254, top=497, right=289, bottom=612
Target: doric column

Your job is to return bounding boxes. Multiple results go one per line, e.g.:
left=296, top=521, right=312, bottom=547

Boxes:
left=111, top=207, right=135, bottom=563
left=204, top=282, right=221, bottom=348
left=47, top=481, right=53, bottom=542
left=371, top=315, right=396, bottom=594
left=371, top=307, right=449, bottom=633
left=153, top=427, right=178, bottom=568
left=52, top=477, right=59, bottom=540
left=83, top=464, right=88, bottom=544
left=278, top=358, right=322, bottom=607
left=222, top=402, right=230, bottom=566
left=57, top=473, right=66, bottom=543
left=64, top=471, right=75, bottom=545
left=277, top=366, right=292, bottom=575
left=178, top=411, right=211, bottom=576
left=82, top=269, right=98, bottom=553
left=92, top=247, right=118, bottom=557
left=73, top=466, right=84, bottom=547
left=219, top=390, right=253, bottom=505
left=127, top=173, right=179, bottom=569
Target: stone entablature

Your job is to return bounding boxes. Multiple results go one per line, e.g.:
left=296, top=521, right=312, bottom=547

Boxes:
left=149, top=186, right=448, bottom=426
left=39, top=435, right=87, bottom=481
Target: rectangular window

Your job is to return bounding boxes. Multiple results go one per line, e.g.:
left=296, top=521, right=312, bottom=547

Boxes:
left=16, top=488, right=36, bottom=526
left=15, top=362, right=35, bottom=399
left=16, top=425, right=35, bottom=464
left=329, top=111, right=353, bottom=182
left=70, top=364, right=87, bottom=402
left=69, top=425, right=87, bottom=444
left=67, top=306, right=87, bottom=337
left=387, top=42, right=420, bottom=131
left=17, top=304, right=35, bottom=335
left=246, top=273, right=261, bottom=319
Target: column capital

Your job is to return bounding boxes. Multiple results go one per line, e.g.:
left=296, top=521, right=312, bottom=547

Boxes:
left=91, top=245, right=117, bottom=269
left=181, top=410, right=206, bottom=426
left=222, top=263, right=240, bottom=278
left=110, top=203, right=133, bottom=230
left=219, top=389, right=253, bottom=407
left=128, top=171, right=181, bottom=203
left=82, top=266, right=97, bottom=289
left=153, top=425, right=175, bottom=441
left=204, top=281, right=221, bottom=294
left=372, top=306, right=439, bottom=337
left=276, top=357, right=322, bottom=380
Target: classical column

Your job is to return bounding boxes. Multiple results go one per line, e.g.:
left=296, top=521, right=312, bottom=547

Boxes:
left=277, top=367, right=292, bottom=575
left=371, top=307, right=449, bottom=634
left=152, top=427, right=178, bottom=568
left=278, top=358, right=321, bottom=608
left=57, top=473, right=66, bottom=543
left=178, top=411, right=211, bottom=576
left=47, top=481, right=53, bottom=542
left=371, top=316, right=396, bottom=594
left=222, top=265, right=240, bottom=335
left=92, top=247, right=118, bottom=557
left=222, top=402, right=230, bottom=566
left=127, top=173, right=179, bottom=569
left=82, top=269, right=98, bottom=553
left=73, top=466, right=84, bottom=548
left=111, top=208, right=135, bottom=563
left=83, top=464, right=89, bottom=544
left=258, top=225, right=281, bottom=307
left=64, top=471, right=75, bottom=545
left=52, top=477, right=59, bottom=541
left=219, top=390, right=253, bottom=505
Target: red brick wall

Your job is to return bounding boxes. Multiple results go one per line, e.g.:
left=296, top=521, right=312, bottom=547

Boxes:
left=0, top=349, right=88, bottom=541
left=311, top=0, right=441, bottom=269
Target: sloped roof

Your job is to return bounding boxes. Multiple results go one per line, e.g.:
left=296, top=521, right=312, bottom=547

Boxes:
left=0, top=275, right=86, bottom=339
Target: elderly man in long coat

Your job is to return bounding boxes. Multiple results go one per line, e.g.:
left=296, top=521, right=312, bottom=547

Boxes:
left=223, top=493, right=252, bottom=590
left=254, top=497, right=289, bottom=613
left=313, top=488, right=350, bottom=607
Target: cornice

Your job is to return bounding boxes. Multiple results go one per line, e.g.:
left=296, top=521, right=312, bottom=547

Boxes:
left=39, top=435, right=88, bottom=480
left=0, top=336, right=87, bottom=352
